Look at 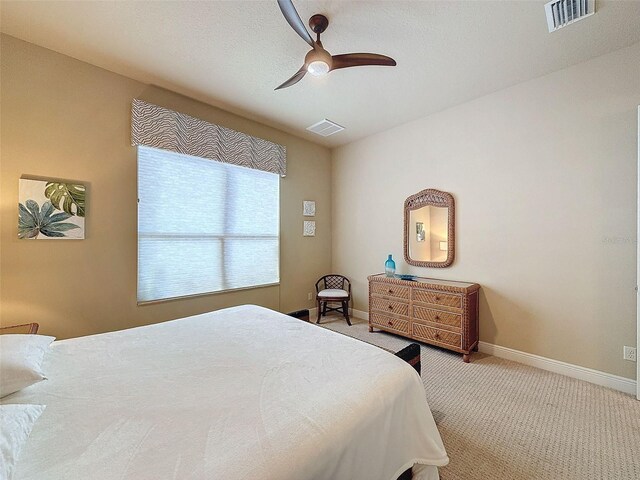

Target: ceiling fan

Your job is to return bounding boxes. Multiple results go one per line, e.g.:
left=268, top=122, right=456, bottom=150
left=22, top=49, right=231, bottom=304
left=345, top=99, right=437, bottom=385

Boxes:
left=275, top=0, right=397, bottom=90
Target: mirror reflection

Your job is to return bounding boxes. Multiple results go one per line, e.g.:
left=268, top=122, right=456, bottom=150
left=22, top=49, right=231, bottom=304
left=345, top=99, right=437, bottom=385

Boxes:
left=408, top=206, right=449, bottom=263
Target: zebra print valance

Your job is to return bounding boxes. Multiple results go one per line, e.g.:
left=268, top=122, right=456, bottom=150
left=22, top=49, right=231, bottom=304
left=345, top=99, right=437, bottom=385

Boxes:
left=131, top=99, right=286, bottom=177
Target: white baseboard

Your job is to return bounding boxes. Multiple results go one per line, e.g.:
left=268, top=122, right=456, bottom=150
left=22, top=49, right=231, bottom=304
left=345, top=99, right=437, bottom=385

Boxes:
left=478, top=341, right=637, bottom=395
left=309, top=307, right=635, bottom=395
left=352, top=308, right=369, bottom=321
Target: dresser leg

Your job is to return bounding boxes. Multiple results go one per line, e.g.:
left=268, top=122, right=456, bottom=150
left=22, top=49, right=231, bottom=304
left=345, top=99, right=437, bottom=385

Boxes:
left=368, top=324, right=373, bottom=332
left=463, top=353, right=470, bottom=363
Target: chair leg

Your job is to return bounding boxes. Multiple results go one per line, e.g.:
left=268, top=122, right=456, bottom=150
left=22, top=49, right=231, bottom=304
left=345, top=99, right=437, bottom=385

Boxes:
left=322, top=302, right=327, bottom=316
left=343, top=300, right=352, bottom=326
left=316, top=299, right=322, bottom=323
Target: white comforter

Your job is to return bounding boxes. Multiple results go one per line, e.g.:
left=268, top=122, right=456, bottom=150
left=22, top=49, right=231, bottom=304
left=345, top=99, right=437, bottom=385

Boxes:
left=5, top=305, right=448, bottom=480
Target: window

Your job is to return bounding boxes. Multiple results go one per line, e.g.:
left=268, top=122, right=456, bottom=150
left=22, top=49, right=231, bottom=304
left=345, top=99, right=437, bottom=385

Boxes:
left=137, top=146, right=279, bottom=303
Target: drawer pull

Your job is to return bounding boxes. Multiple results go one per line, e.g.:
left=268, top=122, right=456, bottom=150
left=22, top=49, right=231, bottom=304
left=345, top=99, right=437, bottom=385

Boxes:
left=435, top=315, right=440, bottom=320
left=435, top=296, right=441, bottom=301
left=388, top=289, right=394, bottom=294
left=434, top=332, right=440, bottom=339
left=388, top=305, right=393, bottom=310
left=388, top=321, right=393, bottom=326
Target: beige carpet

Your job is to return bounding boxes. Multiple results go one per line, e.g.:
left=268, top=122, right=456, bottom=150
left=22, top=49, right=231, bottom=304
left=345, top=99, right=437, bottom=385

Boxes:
left=317, top=315, right=640, bottom=480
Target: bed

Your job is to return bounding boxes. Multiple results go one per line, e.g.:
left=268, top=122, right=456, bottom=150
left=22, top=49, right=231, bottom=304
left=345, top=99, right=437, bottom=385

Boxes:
left=3, top=305, right=448, bottom=480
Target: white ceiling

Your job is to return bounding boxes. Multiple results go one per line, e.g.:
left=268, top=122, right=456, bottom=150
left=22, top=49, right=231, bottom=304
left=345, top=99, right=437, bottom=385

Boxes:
left=2, top=1, right=640, bottom=147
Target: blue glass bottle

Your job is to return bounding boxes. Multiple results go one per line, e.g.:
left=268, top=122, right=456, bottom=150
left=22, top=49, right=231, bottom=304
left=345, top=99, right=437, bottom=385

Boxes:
left=385, top=254, right=396, bottom=277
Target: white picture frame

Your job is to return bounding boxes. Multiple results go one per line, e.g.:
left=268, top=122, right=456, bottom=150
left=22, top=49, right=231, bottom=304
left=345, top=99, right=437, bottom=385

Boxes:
left=303, top=200, right=316, bottom=217
left=303, top=221, right=316, bottom=237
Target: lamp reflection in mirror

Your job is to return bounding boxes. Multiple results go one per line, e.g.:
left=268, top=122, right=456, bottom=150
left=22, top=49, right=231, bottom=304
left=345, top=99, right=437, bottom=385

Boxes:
left=440, top=241, right=448, bottom=251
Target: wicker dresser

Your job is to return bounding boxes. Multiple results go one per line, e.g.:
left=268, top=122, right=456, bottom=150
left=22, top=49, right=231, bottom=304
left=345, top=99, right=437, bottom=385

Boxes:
left=368, top=274, right=480, bottom=362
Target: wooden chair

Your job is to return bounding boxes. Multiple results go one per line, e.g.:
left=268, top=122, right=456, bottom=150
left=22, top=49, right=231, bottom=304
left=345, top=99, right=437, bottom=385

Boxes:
left=315, top=274, right=352, bottom=326
left=0, top=323, right=39, bottom=334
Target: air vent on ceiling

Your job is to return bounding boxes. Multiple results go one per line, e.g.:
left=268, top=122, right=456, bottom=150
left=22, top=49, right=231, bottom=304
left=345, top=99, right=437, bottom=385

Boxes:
left=306, top=119, right=345, bottom=137
left=545, top=0, right=595, bottom=33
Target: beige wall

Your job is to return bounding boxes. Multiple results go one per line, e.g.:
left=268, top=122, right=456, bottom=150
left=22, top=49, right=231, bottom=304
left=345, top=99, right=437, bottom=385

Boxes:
left=0, top=35, right=331, bottom=339
left=332, top=42, right=640, bottom=379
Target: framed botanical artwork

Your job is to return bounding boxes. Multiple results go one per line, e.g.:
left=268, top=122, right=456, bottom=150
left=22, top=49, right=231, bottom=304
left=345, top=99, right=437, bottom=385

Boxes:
left=18, top=178, right=86, bottom=240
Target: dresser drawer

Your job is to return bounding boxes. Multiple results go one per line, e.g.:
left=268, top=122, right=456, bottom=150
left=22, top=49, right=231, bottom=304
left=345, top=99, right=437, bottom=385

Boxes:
left=371, top=297, right=409, bottom=317
left=413, top=306, right=461, bottom=329
left=412, top=323, right=461, bottom=348
left=370, top=313, right=410, bottom=334
left=370, top=282, right=410, bottom=301
left=413, top=289, right=462, bottom=310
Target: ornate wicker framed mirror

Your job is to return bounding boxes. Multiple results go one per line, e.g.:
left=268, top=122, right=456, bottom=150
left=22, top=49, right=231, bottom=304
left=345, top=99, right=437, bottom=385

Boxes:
left=403, top=189, right=455, bottom=268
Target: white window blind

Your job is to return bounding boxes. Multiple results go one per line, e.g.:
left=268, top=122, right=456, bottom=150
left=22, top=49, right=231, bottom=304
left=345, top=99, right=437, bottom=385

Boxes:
left=137, top=146, right=280, bottom=303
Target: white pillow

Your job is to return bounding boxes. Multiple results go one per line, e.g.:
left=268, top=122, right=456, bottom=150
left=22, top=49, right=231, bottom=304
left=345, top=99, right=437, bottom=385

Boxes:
left=0, top=404, right=46, bottom=480
left=0, top=335, right=55, bottom=398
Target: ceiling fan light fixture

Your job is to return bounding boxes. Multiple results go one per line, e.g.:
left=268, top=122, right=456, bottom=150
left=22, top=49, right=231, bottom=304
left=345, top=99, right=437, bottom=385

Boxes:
left=307, top=60, right=330, bottom=76
left=275, top=1, right=396, bottom=90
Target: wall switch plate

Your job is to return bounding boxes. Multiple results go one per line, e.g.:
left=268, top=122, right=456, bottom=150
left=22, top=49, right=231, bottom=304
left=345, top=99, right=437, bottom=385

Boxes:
left=623, top=346, right=637, bottom=362
left=308, top=292, right=312, bottom=300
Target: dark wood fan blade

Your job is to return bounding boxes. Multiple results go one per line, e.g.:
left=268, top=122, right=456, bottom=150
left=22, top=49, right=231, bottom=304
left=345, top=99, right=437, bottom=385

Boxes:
left=331, top=53, right=397, bottom=71
left=275, top=65, right=307, bottom=90
left=277, top=0, right=314, bottom=47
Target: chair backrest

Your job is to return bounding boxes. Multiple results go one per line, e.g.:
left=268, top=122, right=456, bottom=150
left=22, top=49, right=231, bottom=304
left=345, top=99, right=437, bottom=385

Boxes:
left=316, top=274, right=350, bottom=293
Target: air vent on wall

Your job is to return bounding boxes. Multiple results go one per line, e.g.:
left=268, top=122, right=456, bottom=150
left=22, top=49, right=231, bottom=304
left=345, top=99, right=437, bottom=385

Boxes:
left=306, top=119, right=345, bottom=137
left=545, top=0, right=595, bottom=33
